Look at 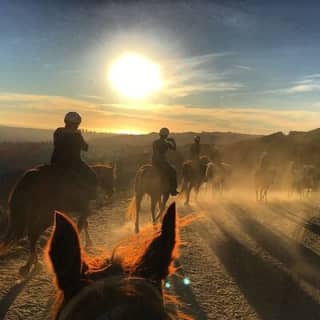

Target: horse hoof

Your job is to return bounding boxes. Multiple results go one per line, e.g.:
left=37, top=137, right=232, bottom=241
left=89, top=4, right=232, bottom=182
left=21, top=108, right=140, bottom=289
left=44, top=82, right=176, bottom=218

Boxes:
left=135, top=226, right=139, bottom=234
left=19, top=265, right=31, bottom=278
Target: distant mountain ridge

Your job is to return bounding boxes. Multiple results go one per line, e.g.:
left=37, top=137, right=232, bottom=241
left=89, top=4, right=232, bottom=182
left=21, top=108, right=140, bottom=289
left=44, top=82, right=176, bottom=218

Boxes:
left=0, top=125, right=261, bottom=145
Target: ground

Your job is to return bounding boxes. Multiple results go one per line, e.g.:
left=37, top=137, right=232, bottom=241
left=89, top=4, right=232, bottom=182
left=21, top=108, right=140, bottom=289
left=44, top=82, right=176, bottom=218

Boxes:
left=1, top=190, right=320, bottom=319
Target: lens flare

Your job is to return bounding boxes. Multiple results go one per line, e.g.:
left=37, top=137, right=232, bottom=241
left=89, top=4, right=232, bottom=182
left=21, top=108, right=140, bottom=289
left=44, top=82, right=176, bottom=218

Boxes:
left=183, top=277, right=191, bottom=286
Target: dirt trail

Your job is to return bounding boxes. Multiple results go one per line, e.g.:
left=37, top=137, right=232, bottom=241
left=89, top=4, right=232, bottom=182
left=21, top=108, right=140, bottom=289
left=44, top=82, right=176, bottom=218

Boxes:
left=1, top=191, right=320, bottom=319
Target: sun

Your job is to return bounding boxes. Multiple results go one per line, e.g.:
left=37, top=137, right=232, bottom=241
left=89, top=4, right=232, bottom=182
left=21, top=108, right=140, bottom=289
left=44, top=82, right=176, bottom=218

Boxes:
left=108, top=52, right=162, bottom=99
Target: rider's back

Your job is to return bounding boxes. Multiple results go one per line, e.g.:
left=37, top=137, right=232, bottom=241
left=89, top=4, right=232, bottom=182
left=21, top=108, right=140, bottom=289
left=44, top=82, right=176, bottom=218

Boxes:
left=51, top=127, right=87, bottom=168
left=190, top=143, right=200, bottom=161
left=152, top=138, right=170, bottom=165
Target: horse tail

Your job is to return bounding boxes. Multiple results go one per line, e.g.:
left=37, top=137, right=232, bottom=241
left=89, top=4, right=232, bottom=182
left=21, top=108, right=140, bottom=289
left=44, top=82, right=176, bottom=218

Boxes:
left=0, top=169, right=37, bottom=255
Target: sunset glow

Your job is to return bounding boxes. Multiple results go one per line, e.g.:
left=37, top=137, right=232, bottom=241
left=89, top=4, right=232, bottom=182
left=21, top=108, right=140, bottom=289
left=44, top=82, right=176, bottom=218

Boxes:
left=108, top=53, right=162, bottom=99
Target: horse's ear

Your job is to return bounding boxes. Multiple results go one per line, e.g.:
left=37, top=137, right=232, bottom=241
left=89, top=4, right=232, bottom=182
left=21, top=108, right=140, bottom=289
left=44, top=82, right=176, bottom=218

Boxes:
left=134, top=202, right=176, bottom=286
left=48, top=211, right=83, bottom=297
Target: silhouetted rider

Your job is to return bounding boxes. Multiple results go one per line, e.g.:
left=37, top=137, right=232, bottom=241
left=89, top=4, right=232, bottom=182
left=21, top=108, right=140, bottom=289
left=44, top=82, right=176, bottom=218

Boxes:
left=51, top=112, right=97, bottom=199
left=152, top=128, right=179, bottom=196
left=210, top=144, right=222, bottom=165
left=190, top=135, right=201, bottom=161
left=259, top=151, right=271, bottom=171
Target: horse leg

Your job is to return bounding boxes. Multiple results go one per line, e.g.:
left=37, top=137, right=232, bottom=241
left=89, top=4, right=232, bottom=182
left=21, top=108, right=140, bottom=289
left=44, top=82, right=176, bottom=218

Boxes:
left=83, top=219, right=92, bottom=248
left=185, top=184, right=192, bottom=205
left=151, top=196, right=157, bottom=227
left=135, top=194, right=142, bottom=233
left=159, top=193, right=169, bottom=219
left=19, top=228, right=40, bottom=277
left=263, top=189, right=267, bottom=202
left=77, top=210, right=92, bottom=247
left=194, top=183, right=200, bottom=202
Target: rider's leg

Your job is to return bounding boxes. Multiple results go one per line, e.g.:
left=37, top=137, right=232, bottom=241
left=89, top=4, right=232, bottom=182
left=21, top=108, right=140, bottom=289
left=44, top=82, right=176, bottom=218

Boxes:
left=78, top=161, right=98, bottom=200
left=167, top=164, right=178, bottom=195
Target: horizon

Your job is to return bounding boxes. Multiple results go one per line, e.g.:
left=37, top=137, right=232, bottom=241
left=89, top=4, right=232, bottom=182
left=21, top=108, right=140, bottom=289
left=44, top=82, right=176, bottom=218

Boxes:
left=1, top=122, right=319, bottom=138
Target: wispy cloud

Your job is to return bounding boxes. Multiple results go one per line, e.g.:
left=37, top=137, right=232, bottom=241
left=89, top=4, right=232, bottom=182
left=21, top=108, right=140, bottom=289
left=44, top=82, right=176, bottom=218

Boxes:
left=236, top=65, right=252, bottom=71
left=271, top=74, right=320, bottom=94
left=0, top=92, right=319, bottom=134
left=162, top=53, right=243, bottom=98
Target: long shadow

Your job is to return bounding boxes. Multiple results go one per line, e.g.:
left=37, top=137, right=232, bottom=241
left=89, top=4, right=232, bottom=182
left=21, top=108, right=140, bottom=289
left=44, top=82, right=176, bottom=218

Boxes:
left=169, top=259, right=208, bottom=320
left=266, top=202, right=320, bottom=237
left=227, top=202, right=320, bottom=289
left=198, top=217, right=320, bottom=320
left=0, top=269, right=36, bottom=319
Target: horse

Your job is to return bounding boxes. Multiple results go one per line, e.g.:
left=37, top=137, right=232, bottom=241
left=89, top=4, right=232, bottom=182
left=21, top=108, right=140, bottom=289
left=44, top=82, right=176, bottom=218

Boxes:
left=205, top=161, right=232, bottom=196
left=91, top=164, right=115, bottom=206
left=128, top=164, right=171, bottom=234
left=180, top=156, right=209, bottom=205
left=254, top=167, right=275, bottom=201
left=46, top=203, right=190, bottom=320
left=0, top=163, right=114, bottom=277
left=0, top=165, right=114, bottom=210
left=287, top=163, right=319, bottom=197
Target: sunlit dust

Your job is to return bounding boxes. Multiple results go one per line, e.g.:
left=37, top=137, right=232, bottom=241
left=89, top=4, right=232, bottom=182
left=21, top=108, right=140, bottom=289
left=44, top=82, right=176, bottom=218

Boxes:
left=108, top=52, right=162, bottom=99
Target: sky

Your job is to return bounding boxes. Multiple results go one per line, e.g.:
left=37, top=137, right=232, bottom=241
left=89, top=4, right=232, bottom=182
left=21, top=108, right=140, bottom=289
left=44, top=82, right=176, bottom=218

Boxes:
left=0, top=0, right=320, bottom=134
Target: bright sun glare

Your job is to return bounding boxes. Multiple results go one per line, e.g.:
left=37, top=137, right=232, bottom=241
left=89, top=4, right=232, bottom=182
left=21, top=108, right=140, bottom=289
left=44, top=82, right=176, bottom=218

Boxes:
left=108, top=52, right=162, bottom=99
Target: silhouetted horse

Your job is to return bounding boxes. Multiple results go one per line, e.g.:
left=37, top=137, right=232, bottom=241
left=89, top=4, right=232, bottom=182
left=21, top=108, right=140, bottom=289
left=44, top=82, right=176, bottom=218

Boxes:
left=254, top=167, right=275, bottom=201
left=46, top=203, right=189, bottom=320
left=288, top=163, right=318, bottom=197
left=0, top=164, right=114, bottom=276
left=181, top=156, right=209, bottom=205
left=92, top=164, right=115, bottom=206
left=128, top=164, right=171, bottom=233
left=205, top=161, right=232, bottom=196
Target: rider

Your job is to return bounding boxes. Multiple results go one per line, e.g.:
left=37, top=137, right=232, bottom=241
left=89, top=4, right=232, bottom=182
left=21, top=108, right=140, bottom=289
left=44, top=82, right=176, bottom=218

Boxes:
left=190, top=135, right=201, bottom=162
left=51, top=112, right=97, bottom=199
left=259, top=151, right=271, bottom=171
left=190, top=135, right=201, bottom=173
left=210, top=144, right=222, bottom=166
left=152, top=128, right=179, bottom=196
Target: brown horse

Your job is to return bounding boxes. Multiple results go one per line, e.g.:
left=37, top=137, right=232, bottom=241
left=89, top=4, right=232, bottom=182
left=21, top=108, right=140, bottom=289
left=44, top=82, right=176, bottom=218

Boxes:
left=128, top=165, right=171, bottom=233
left=46, top=203, right=189, bottom=320
left=0, top=164, right=114, bottom=276
left=181, top=156, right=209, bottom=205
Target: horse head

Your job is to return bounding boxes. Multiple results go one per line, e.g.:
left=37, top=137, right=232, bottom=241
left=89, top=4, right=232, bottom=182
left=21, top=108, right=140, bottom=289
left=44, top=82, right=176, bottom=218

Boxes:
left=46, top=203, right=181, bottom=320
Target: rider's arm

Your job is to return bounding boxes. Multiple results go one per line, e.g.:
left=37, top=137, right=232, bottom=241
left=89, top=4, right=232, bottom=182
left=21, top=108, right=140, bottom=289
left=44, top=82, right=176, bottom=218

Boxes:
left=53, top=128, right=63, bottom=147
left=166, top=138, right=176, bottom=150
left=78, top=131, right=89, bottom=152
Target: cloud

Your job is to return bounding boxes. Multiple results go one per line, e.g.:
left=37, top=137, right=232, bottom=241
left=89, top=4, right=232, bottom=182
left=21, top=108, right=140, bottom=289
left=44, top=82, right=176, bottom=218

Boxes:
left=273, top=74, right=320, bottom=94
left=236, top=65, right=252, bottom=71
left=161, top=53, right=243, bottom=98
left=0, top=92, right=319, bottom=135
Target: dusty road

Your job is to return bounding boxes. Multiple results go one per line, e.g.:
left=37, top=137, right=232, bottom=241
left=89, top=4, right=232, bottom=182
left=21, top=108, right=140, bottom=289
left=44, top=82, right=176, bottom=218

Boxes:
left=1, top=191, right=320, bottom=319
